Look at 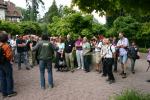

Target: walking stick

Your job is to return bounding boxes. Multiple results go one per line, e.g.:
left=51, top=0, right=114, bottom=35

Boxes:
left=146, top=65, right=150, bottom=72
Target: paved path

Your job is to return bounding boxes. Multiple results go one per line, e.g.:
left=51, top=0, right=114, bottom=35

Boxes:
left=0, top=54, right=150, bottom=100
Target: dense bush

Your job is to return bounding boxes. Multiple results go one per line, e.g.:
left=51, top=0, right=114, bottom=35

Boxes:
left=0, top=20, right=42, bottom=35
left=0, top=21, right=21, bottom=35
left=106, top=16, right=141, bottom=39
left=48, top=12, right=106, bottom=38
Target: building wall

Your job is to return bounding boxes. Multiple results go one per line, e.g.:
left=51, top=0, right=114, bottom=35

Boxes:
left=0, top=8, right=5, bottom=20
left=6, top=17, right=21, bottom=22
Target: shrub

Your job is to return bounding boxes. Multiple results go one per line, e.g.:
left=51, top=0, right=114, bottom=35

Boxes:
left=111, top=89, right=150, bottom=100
left=139, top=48, right=148, bottom=53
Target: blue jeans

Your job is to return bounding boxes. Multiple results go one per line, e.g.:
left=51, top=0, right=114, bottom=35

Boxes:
left=0, top=61, right=14, bottom=95
left=39, top=60, right=53, bottom=88
left=120, top=54, right=128, bottom=64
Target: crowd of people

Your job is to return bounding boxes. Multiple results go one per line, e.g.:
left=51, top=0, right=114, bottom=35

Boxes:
left=0, top=31, right=150, bottom=98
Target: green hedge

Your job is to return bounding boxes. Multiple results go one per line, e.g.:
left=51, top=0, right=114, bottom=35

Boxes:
left=139, top=48, right=148, bottom=53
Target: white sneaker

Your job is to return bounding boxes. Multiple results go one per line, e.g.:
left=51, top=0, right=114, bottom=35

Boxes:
left=77, top=67, right=81, bottom=69
left=81, top=67, right=84, bottom=70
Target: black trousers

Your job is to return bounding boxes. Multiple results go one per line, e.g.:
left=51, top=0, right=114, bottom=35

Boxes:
left=103, top=58, right=115, bottom=80
left=84, top=55, right=91, bottom=72
left=113, top=56, right=118, bottom=71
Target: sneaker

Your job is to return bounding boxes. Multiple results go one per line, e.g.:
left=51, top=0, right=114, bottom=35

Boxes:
left=109, top=80, right=115, bottom=84
left=122, top=73, right=127, bottom=78
left=81, top=67, right=84, bottom=70
left=101, top=74, right=107, bottom=77
left=146, top=80, right=150, bottom=82
left=106, top=79, right=111, bottom=82
left=48, top=84, right=54, bottom=89
left=41, top=87, right=45, bottom=90
left=132, top=70, right=135, bottom=74
left=120, top=71, right=124, bottom=75
left=99, top=70, right=102, bottom=73
left=7, top=91, right=17, bottom=97
left=71, top=70, right=74, bottom=73
left=26, top=67, right=30, bottom=70
left=77, top=67, right=81, bottom=69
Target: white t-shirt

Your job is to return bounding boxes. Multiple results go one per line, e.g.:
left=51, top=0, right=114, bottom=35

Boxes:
left=103, top=44, right=116, bottom=58
left=57, top=43, right=65, bottom=53
left=95, top=41, right=103, bottom=52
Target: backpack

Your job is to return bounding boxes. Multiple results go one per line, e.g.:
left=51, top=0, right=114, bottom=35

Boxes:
left=128, top=46, right=138, bottom=59
left=0, top=46, right=7, bottom=64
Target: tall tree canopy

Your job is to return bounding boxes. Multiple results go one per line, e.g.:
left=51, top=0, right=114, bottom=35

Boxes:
left=72, top=0, right=150, bottom=15
left=43, top=0, right=60, bottom=23
left=26, top=0, right=44, bottom=21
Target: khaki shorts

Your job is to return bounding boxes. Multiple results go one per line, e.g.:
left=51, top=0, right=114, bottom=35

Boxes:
left=95, top=52, right=102, bottom=64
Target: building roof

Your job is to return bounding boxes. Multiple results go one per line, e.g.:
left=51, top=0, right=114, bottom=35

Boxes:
left=0, top=0, right=7, bottom=9
left=5, top=1, right=22, bottom=18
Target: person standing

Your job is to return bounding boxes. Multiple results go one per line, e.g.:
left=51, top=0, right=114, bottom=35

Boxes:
left=82, top=37, right=91, bottom=72
left=103, top=38, right=116, bottom=84
left=128, top=41, right=140, bottom=74
left=112, top=36, right=118, bottom=72
left=75, top=36, right=84, bottom=70
left=117, top=32, right=129, bottom=78
left=31, top=34, right=54, bottom=89
left=27, top=36, right=37, bottom=68
left=16, top=35, right=30, bottom=70
left=64, top=34, right=75, bottom=72
left=55, top=37, right=65, bottom=71
left=0, top=31, right=17, bottom=97
left=101, top=38, right=108, bottom=77
left=94, top=37, right=103, bottom=72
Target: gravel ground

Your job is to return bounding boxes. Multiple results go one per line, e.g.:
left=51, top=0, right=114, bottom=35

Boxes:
left=0, top=54, right=150, bottom=100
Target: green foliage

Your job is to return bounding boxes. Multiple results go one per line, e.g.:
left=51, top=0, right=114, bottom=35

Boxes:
left=44, top=0, right=60, bottom=23
left=111, top=89, right=150, bottom=100
left=0, top=21, right=21, bottom=35
left=16, top=7, right=30, bottom=21
left=0, top=20, right=42, bottom=35
left=47, top=10, right=106, bottom=38
left=108, top=16, right=141, bottom=39
left=26, top=0, right=44, bottom=21
left=92, top=23, right=107, bottom=36
left=72, top=0, right=150, bottom=16
left=19, top=21, right=42, bottom=35
left=139, top=48, right=148, bottom=53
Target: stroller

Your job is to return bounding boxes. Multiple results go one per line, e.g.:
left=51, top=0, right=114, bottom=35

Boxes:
left=56, top=53, right=66, bottom=72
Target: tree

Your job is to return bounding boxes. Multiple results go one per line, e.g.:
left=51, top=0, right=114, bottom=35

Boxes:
left=16, top=7, right=30, bottom=21
left=48, top=11, right=106, bottom=38
left=0, top=21, right=21, bottom=35
left=72, top=0, right=150, bottom=27
left=26, top=0, right=44, bottom=21
left=72, top=0, right=150, bottom=15
left=19, top=21, right=42, bottom=35
left=106, top=16, right=141, bottom=39
left=44, top=0, right=59, bottom=23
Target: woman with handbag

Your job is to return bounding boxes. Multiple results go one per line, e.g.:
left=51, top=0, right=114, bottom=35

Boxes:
left=128, top=41, right=140, bottom=74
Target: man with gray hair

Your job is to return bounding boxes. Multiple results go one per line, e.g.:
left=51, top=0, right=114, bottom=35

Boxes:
left=64, top=34, right=75, bottom=72
left=117, top=32, right=129, bottom=78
